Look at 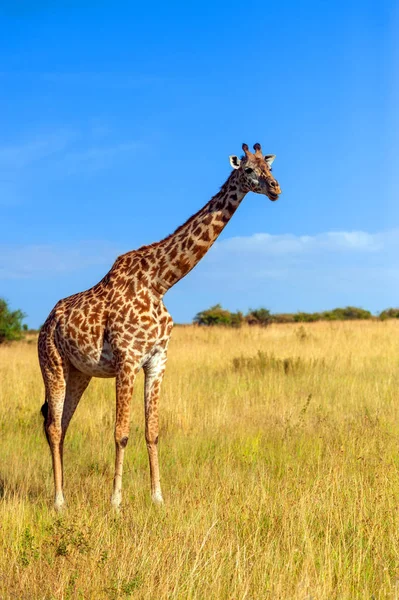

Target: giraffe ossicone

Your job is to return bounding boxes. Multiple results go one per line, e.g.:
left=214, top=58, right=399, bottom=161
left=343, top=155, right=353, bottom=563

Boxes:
left=38, top=142, right=281, bottom=510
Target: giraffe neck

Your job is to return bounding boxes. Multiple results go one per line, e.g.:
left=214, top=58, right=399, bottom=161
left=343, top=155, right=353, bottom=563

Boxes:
left=152, top=170, right=246, bottom=295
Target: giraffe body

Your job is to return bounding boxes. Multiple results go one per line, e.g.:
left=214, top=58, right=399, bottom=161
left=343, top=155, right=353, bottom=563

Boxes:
left=38, top=143, right=281, bottom=511
left=39, top=269, right=173, bottom=379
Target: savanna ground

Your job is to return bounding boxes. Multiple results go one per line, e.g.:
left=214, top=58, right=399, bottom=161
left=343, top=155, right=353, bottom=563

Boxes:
left=1, top=321, right=399, bottom=599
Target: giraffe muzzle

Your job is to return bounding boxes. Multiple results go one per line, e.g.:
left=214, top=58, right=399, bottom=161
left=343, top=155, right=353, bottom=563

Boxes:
left=267, top=180, right=281, bottom=201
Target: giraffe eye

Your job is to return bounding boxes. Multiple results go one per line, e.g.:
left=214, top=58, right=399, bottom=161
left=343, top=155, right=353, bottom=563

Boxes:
left=245, top=168, right=253, bottom=174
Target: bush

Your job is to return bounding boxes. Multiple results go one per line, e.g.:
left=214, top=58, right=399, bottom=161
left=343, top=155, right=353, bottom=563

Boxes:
left=194, top=304, right=243, bottom=327
left=230, top=311, right=244, bottom=328
left=0, top=299, right=26, bottom=343
left=379, top=308, right=399, bottom=320
left=293, top=312, right=322, bottom=323
left=232, top=350, right=325, bottom=375
left=246, top=308, right=272, bottom=327
left=322, top=307, right=372, bottom=320
left=283, top=307, right=371, bottom=323
left=270, top=313, right=296, bottom=324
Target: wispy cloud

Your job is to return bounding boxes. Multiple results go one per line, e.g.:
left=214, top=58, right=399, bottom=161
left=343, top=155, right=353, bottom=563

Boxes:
left=56, top=141, right=141, bottom=175
left=0, top=129, right=77, bottom=170
left=0, top=128, right=141, bottom=182
left=38, top=72, right=165, bottom=89
left=2, top=230, right=398, bottom=322
left=0, top=71, right=165, bottom=88
left=0, top=241, right=119, bottom=280
left=3, top=229, right=398, bottom=288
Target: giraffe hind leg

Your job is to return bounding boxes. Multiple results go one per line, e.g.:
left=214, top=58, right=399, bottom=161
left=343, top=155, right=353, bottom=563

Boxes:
left=61, top=366, right=91, bottom=436
left=38, top=323, right=70, bottom=511
left=41, top=366, right=68, bottom=511
left=41, top=364, right=91, bottom=511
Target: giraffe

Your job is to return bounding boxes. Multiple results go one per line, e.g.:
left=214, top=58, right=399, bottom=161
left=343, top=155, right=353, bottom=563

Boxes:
left=38, top=142, right=281, bottom=511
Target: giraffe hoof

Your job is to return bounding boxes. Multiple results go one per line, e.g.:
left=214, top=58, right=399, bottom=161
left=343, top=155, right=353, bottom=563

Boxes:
left=152, top=492, right=164, bottom=506
left=54, top=498, right=66, bottom=513
left=111, top=493, right=122, bottom=512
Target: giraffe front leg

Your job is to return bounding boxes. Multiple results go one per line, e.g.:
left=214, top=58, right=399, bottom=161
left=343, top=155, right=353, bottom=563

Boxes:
left=144, top=351, right=167, bottom=505
left=111, top=363, right=136, bottom=511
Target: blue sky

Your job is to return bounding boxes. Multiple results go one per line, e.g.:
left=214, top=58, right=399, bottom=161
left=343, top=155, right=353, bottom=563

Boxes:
left=0, top=0, right=397, bottom=327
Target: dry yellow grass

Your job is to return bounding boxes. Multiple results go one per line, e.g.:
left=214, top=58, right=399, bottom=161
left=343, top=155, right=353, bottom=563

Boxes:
left=1, top=321, right=399, bottom=599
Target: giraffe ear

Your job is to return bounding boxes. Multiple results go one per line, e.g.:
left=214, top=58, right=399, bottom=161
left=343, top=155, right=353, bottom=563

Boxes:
left=229, top=155, right=241, bottom=169
left=264, top=154, right=276, bottom=167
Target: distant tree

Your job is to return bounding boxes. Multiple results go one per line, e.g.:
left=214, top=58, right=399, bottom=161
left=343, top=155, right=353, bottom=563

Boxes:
left=293, top=312, right=321, bottom=323
left=290, top=307, right=372, bottom=322
left=270, top=313, right=296, bottom=324
left=322, top=307, right=372, bottom=320
left=194, top=304, right=243, bottom=327
left=194, top=304, right=230, bottom=326
left=193, top=305, right=377, bottom=327
left=246, top=308, right=272, bottom=327
left=230, top=311, right=244, bottom=328
left=0, top=299, right=26, bottom=343
left=379, top=308, right=399, bottom=320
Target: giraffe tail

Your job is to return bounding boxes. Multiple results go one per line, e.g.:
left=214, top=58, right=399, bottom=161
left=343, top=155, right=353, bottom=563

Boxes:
left=40, top=400, right=50, bottom=444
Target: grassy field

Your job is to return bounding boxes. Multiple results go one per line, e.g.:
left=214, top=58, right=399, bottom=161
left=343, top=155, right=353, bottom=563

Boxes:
left=1, top=321, right=399, bottom=599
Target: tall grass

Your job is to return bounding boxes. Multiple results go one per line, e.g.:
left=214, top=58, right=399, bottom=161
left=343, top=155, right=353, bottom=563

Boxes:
left=1, top=321, right=399, bottom=598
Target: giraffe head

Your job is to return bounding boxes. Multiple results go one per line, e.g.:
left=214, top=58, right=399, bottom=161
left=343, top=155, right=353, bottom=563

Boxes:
left=229, top=143, right=281, bottom=201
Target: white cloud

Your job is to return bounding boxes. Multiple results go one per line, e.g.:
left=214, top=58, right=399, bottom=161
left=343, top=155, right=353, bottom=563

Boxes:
left=171, top=228, right=399, bottom=314
left=214, top=229, right=392, bottom=257
left=202, top=229, right=399, bottom=282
